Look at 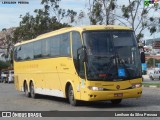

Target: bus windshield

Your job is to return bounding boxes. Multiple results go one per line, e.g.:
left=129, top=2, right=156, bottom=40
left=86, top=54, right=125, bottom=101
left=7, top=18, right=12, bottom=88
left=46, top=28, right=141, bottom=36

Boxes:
left=83, top=30, right=142, bottom=81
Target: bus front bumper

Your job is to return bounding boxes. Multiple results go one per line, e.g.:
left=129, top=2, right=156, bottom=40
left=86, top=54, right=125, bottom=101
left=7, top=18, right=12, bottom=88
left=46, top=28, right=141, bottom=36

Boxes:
left=81, top=87, right=142, bottom=101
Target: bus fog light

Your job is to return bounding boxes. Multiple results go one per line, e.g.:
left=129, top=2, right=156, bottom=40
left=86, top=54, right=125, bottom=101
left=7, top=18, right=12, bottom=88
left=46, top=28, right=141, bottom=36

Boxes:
left=88, top=86, right=104, bottom=91
left=132, top=83, right=142, bottom=88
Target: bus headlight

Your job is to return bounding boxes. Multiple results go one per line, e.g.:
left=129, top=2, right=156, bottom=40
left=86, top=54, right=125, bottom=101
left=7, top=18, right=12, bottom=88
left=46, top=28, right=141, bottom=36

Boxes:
left=88, top=86, right=104, bottom=91
left=132, top=83, right=142, bottom=88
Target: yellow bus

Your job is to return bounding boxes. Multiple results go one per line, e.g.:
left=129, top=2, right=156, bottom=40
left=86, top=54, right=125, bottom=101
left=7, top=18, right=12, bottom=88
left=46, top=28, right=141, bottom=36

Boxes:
left=14, top=25, right=144, bottom=106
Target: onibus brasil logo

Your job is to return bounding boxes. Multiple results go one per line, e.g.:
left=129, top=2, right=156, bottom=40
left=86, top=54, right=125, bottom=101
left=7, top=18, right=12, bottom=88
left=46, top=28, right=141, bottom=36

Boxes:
left=144, top=0, right=160, bottom=6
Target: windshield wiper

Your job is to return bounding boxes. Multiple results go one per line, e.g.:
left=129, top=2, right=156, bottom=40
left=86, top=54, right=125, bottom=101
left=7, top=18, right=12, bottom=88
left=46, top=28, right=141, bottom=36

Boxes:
left=92, top=55, right=115, bottom=59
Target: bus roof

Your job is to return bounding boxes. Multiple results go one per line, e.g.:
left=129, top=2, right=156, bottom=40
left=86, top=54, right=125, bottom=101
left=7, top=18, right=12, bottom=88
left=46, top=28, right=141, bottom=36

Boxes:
left=14, top=25, right=132, bottom=46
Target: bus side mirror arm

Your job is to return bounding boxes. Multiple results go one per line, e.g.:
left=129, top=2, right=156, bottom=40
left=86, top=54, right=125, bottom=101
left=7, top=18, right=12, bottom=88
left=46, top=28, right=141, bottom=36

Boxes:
left=77, top=46, right=87, bottom=62
left=141, top=52, right=145, bottom=63
left=81, top=46, right=87, bottom=62
left=77, top=46, right=88, bottom=73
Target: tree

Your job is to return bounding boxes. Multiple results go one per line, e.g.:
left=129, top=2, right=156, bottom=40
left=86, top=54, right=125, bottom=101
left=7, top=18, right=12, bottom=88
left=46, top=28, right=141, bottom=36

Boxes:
left=13, top=0, right=74, bottom=42
left=88, top=0, right=117, bottom=25
left=147, top=58, right=160, bottom=68
left=0, top=28, right=15, bottom=60
left=76, top=10, right=86, bottom=25
left=0, top=60, right=10, bottom=70
left=87, top=0, right=159, bottom=43
left=41, top=0, right=77, bottom=23
left=118, top=0, right=159, bottom=42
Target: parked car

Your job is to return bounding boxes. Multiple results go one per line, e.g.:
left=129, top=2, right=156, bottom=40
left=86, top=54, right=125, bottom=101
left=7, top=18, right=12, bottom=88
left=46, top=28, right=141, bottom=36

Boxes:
left=8, top=70, right=14, bottom=83
left=1, top=70, right=8, bottom=83
left=0, top=69, right=14, bottom=83
left=149, top=70, right=160, bottom=80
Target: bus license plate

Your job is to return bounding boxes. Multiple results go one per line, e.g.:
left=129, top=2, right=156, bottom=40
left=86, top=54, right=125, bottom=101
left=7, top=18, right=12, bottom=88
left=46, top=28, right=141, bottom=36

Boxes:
left=114, top=93, right=123, bottom=97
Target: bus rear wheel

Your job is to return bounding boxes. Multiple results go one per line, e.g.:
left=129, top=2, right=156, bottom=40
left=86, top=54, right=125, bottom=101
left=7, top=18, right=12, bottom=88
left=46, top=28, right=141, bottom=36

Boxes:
left=68, top=85, right=79, bottom=106
left=30, top=82, right=37, bottom=99
left=24, top=82, right=30, bottom=97
left=111, top=99, right=122, bottom=105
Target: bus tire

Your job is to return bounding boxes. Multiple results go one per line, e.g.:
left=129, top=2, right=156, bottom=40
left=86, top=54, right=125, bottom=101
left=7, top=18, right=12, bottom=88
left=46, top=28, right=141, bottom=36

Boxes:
left=30, top=82, right=37, bottom=99
left=68, top=85, right=79, bottom=106
left=24, top=82, right=30, bottom=97
left=111, top=99, right=122, bottom=105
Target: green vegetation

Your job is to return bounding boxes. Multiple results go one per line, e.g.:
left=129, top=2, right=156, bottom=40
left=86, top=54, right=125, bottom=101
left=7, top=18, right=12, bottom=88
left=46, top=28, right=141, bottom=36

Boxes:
left=142, top=83, right=160, bottom=87
left=2, top=0, right=159, bottom=60
left=88, top=0, right=116, bottom=25
left=13, top=0, right=159, bottom=43
left=87, top=0, right=159, bottom=42
left=147, top=58, right=160, bottom=68
left=13, top=0, right=78, bottom=42
left=0, top=60, right=10, bottom=70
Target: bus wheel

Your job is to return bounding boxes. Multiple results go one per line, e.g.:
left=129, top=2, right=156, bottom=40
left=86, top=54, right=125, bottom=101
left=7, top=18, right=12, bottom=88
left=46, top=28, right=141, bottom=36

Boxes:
left=30, top=82, right=37, bottom=99
left=111, top=99, right=122, bottom=105
left=68, top=85, right=79, bottom=106
left=24, top=82, right=30, bottom=97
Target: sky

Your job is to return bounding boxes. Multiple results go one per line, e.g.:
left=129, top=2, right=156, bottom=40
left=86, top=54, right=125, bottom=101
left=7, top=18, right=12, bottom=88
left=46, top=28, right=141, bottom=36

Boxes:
left=0, top=0, right=42, bottom=29
left=0, top=0, right=87, bottom=30
left=0, top=0, right=159, bottom=40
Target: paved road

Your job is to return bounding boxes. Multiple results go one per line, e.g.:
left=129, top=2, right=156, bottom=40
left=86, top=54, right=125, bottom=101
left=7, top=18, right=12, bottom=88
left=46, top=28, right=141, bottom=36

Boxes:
left=0, top=83, right=160, bottom=120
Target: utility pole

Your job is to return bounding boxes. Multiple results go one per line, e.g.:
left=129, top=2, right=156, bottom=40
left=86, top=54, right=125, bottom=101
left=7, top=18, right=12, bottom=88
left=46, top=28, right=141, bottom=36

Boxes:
left=159, top=18, right=160, bottom=32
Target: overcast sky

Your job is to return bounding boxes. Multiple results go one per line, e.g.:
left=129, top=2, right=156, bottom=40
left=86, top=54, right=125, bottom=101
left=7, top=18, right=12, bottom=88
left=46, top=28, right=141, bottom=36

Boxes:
left=0, top=0, right=159, bottom=40
left=0, top=0, right=87, bottom=30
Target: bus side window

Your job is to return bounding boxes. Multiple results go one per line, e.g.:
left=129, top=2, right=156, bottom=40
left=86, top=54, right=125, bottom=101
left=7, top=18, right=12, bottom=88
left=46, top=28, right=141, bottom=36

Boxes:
left=17, top=45, right=23, bottom=61
left=60, top=33, right=70, bottom=57
left=27, top=43, right=33, bottom=60
left=14, top=47, right=17, bottom=61
left=34, top=41, right=42, bottom=59
left=23, top=43, right=34, bottom=60
left=42, top=38, right=50, bottom=57
left=50, top=35, right=60, bottom=57
left=72, top=31, right=84, bottom=77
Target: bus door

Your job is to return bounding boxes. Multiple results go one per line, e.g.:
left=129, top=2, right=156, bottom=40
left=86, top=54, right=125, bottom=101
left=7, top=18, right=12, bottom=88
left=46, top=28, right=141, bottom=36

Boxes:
left=71, top=31, right=84, bottom=100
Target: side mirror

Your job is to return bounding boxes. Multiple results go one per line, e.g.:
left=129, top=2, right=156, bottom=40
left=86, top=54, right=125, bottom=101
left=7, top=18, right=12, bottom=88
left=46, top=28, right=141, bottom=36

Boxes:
left=80, top=46, right=87, bottom=62
left=141, top=52, right=145, bottom=63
